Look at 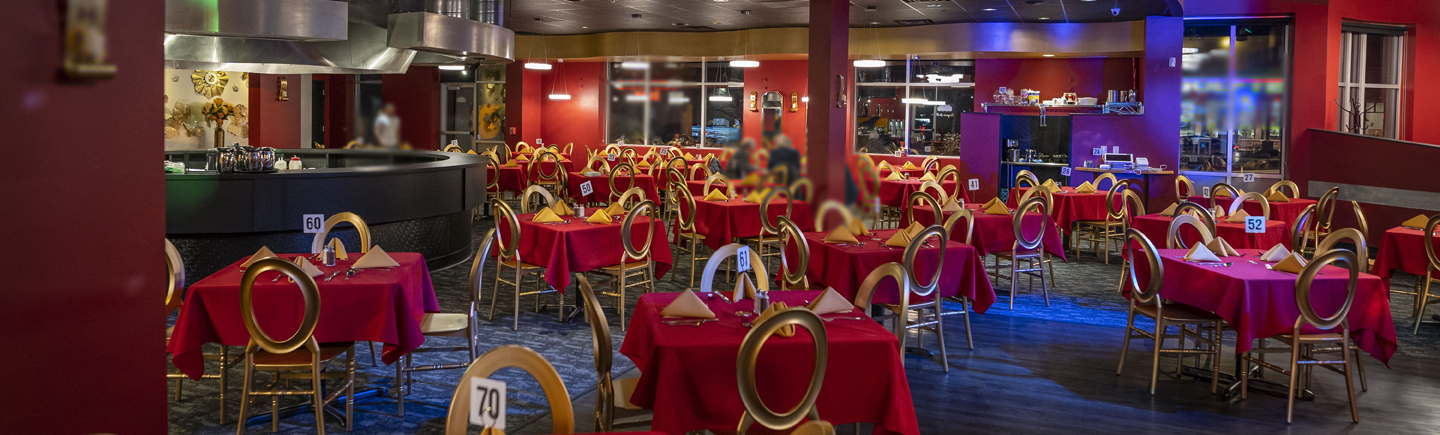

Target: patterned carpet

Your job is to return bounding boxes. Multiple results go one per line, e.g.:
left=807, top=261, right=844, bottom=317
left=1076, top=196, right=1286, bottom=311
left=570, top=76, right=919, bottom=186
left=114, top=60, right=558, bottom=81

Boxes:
left=168, top=213, right=1440, bottom=434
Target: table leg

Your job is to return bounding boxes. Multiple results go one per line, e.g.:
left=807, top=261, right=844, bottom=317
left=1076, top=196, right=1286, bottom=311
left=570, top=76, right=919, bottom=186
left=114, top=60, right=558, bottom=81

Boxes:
left=244, top=387, right=386, bottom=427
left=1178, top=354, right=1313, bottom=401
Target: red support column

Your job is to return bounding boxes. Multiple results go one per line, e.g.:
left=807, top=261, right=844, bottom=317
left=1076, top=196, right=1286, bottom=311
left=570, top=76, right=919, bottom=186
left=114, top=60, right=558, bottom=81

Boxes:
left=806, top=0, right=850, bottom=203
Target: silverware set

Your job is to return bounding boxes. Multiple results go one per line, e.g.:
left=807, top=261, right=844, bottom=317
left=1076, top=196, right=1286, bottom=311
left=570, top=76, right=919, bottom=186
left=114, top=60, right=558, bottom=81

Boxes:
left=821, top=316, right=868, bottom=322
left=662, top=318, right=717, bottom=327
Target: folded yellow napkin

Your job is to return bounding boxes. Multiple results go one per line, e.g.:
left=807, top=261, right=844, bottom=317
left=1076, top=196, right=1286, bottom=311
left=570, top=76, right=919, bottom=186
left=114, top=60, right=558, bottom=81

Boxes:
left=941, top=198, right=963, bottom=213
left=807, top=288, right=856, bottom=315
left=294, top=256, right=325, bottom=278
left=328, top=238, right=349, bottom=261
left=604, top=202, right=626, bottom=217
left=1260, top=244, right=1292, bottom=262
left=901, top=161, right=918, bottom=170
left=1184, top=242, right=1223, bottom=262
left=743, top=173, right=762, bottom=185
left=661, top=289, right=716, bottom=319
left=824, top=225, right=859, bottom=244
left=752, top=301, right=795, bottom=337
left=502, top=160, right=519, bottom=167
left=1159, top=203, right=1178, bottom=217
left=1040, top=179, right=1058, bottom=191
left=684, top=152, right=695, bottom=160
left=905, top=221, right=925, bottom=237
left=353, top=245, right=401, bottom=269
left=1225, top=209, right=1251, bottom=223
left=703, top=189, right=729, bottom=201
left=919, top=172, right=936, bottom=181
left=1205, top=237, right=1241, bottom=257
left=550, top=201, right=574, bottom=216
left=1272, top=252, right=1308, bottom=274
left=732, top=274, right=758, bottom=302
left=984, top=201, right=1011, bottom=215
left=884, top=229, right=915, bottom=248
left=515, top=155, right=529, bottom=162
left=586, top=209, right=613, bottom=224
left=884, top=172, right=902, bottom=181
left=466, top=149, right=477, bottom=155
left=532, top=207, right=564, bottom=223
left=1216, top=188, right=1239, bottom=198
left=1075, top=181, right=1096, bottom=194
left=744, top=189, right=768, bottom=203
left=240, top=246, right=280, bottom=269
left=848, top=218, right=871, bottom=236
left=981, top=198, right=1001, bottom=208
left=1266, top=191, right=1290, bottom=202
left=637, top=160, right=651, bottom=167
left=1212, top=205, right=1227, bottom=220
left=1401, top=215, right=1431, bottom=229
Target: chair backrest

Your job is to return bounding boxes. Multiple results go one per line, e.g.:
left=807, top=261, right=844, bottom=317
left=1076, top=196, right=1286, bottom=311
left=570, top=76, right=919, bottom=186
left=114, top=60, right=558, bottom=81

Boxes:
left=1269, top=180, right=1300, bottom=198
left=616, top=187, right=647, bottom=210
left=1175, top=174, right=1196, bottom=199
left=776, top=216, right=809, bottom=290
left=852, top=262, right=908, bottom=311
left=1014, top=197, right=1048, bottom=251
left=856, top=161, right=881, bottom=205
left=492, top=199, right=523, bottom=261
left=1317, top=228, right=1369, bottom=274
left=1426, top=215, right=1440, bottom=271
left=310, top=212, right=371, bottom=254
left=239, top=258, right=322, bottom=356
left=736, top=308, right=827, bottom=435
left=1122, top=228, right=1165, bottom=305
left=469, top=230, right=496, bottom=307
left=1093, top=173, right=1119, bottom=192
left=165, top=247, right=182, bottom=317
left=1316, top=186, right=1341, bottom=231
left=1120, top=189, right=1147, bottom=229
left=165, top=238, right=186, bottom=293
left=790, top=177, right=814, bottom=202
left=531, top=150, right=564, bottom=182
left=1017, top=184, right=1053, bottom=213
left=666, top=156, right=687, bottom=173
left=1015, top=170, right=1040, bottom=189
left=673, top=181, right=699, bottom=231
left=704, top=172, right=735, bottom=196
left=759, top=187, right=795, bottom=236
left=700, top=243, right=770, bottom=293
left=1174, top=201, right=1217, bottom=235
left=920, top=156, right=939, bottom=174
left=444, top=345, right=574, bottom=435
left=768, top=165, right=790, bottom=186
left=942, top=208, right=975, bottom=245
left=515, top=141, right=532, bottom=153
left=1209, top=183, right=1240, bottom=208
left=520, top=185, right=555, bottom=214
left=564, top=143, right=574, bottom=155
left=585, top=155, right=612, bottom=173
left=876, top=160, right=895, bottom=175
left=443, top=144, right=463, bottom=153
left=1166, top=214, right=1214, bottom=249
left=1229, top=191, right=1271, bottom=219
left=905, top=191, right=943, bottom=227
left=1294, top=249, right=1360, bottom=332
left=917, top=180, right=948, bottom=203
left=904, top=225, right=948, bottom=300
left=608, top=162, right=638, bottom=201
left=621, top=200, right=658, bottom=262
left=813, top=200, right=854, bottom=232
left=1350, top=201, right=1369, bottom=240
left=1105, top=178, right=1138, bottom=221
left=666, top=168, right=687, bottom=190
left=937, top=167, right=962, bottom=200
left=574, top=274, right=615, bottom=432
left=1293, top=204, right=1316, bottom=253
left=689, top=162, right=710, bottom=180
left=484, top=160, right=500, bottom=191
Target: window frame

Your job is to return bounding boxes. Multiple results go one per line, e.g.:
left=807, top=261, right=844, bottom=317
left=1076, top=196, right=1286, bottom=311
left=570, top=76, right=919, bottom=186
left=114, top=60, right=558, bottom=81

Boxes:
left=1179, top=18, right=1294, bottom=183
left=602, top=61, right=744, bottom=147
left=1338, top=23, right=1406, bottom=139
left=852, top=58, right=976, bottom=156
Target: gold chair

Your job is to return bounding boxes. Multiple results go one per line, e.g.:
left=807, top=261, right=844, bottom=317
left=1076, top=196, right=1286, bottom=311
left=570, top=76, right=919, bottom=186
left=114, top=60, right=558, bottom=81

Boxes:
left=530, top=150, right=567, bottom=197
left=875, top=225, right=953, bottom=371
left=614, top=187, right=648, bottom=212
left=1175, top=174, right=1196, bottom=200
left=813, top=200, right=855, bottom=232
left=1014, top=169, right=1040, bottom=190
left=775, top=216, right=818, bottom=290
left=165, top=240, right=237, bottom=424
left=689, top=162, right=711, bottom=180
left=938, top=208, right=977, bottom=349
left=662, top=167, right=688, bottom=224
left=395, top=230, right=493, bottom=416
left=937, top=167, right=962, bottom=201
left=519, top=184, right=556, bottom=214
left=1166, top=214, right=1215, bottom=249
left=575, top=275, right=649, bottom=432
left=1173, top=201, right=1218, bottom=236
left=1313, top=228, right=1370, bottom=391
left=672, top=181, right=711, bottom=288
left=1351, top=201, right=1369, bottom=242
left=442, top=144, right=463, bottom=153
left=588, top=200, right=660, bottom=331
left=905, top=190, right=943, bottom=228
left=920, top=156, right=939, bottom=175
left=1012, top=186, right=1058, bottom=283
left=1269, top=180, right=1301, bottom=198
left=1115, top=229, right=1224, bottom=395
left=307, top=212, right=380, bottom=366
left=1409, top=216, right=1440, bottom=334
left=699, top=243, right=770, bottom=294
left=1309, top=186, right=1342, bottom=252
left=564, top=143, right=574, bottom=156
left=703, top=172, right=734, bottom=197
left=443, top=345, right=574, bottom=435
left=741, top=187, right=794, bottom=274
left=1292, top=204, right=1318, bottom=256
left=489, top=199, right=556, bottom=331
left=584, top=154, right=613, bottom=174
left=790, top=177, right=814, bottom=202
left=608, top=162, right=639, bottom=205
left=1240, top=249, right=1362, bottom=424
left=736, top=309, right=832, bottom=434
left=768, top=164, right=790, bottom=186
left=1075, top=178, right=1136, bottom=263
left=1208, top=182, right=1241, bottom=208
left=1228, top=191, right=1272, bottom=220
left=234, top=259, right=356, bottom=435
left=994, top=197, right=1051, bottom=309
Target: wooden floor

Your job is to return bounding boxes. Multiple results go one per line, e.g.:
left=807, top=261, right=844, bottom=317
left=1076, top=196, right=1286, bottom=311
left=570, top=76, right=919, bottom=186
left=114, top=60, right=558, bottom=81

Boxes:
left=520, top=310, right=1440, bottom=434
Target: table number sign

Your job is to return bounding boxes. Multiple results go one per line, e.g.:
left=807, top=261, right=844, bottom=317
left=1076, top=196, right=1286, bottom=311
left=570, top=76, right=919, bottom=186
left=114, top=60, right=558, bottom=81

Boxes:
left=1245, top=216, right=1265, bottom=234
left=1242, top=173, right=1256, bottom=183
left=736, top=245, right=752, bottom=272
left=468, top=377, right=506, bottom=430
left=968, top=179, right=980, bottom=191
left=303, top=214, right=324, bottom=233
left=536, top=138, right=543, bottom=146
left=924, top=145, right=932, bottom=153
left=607, top=152, right=617, bottom=162
left=1202, top=186, right=1212, bottom=198
left=659, top=148, right=669, bottom=156
left=1060, top=167, right=1072, bottom=177
left=579, top=181, right=594, bottom=196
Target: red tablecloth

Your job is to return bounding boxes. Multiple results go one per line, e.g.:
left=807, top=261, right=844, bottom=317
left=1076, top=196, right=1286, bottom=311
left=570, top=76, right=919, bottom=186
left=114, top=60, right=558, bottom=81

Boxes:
left=684, top=180, right=783, bottom=197
left=799, top=230, right=995, bottom=311
left=677, top=197, right=814, bottom=250
left=517, top=159, right=579, bottom=183
left=497, top=213, right=673, bottom=292
left=902, top=204, right=1067, bottom=260
left=168, top=252, right=439, bottom=379
left=566, top=172, right=660, bottom=205
left=1009, top=187, right=1116, bottom=235
left=1131, top=214, right=1290, bottom=250
left=621, top=291, right=920, bottom=435
left=878, top=167, right=929, bottom=179
left=1188, top=195, right=1317, bottom=227
left=878, top=180, right=963, bottom=208
left=1144, top=248, right=1396, bottom=365
left=1373, top=226, right=1440, bottom=281
left=493, top=165, right=528, bottom=193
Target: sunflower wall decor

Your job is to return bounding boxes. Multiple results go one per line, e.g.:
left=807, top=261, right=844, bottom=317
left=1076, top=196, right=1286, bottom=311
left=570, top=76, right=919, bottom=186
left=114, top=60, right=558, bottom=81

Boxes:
left=191, top=70, right=229, bottom=98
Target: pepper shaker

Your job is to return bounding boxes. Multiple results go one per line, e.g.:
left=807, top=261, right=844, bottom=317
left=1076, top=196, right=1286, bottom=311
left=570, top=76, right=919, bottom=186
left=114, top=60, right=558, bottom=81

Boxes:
left=323, top=245, right=336, bottom=267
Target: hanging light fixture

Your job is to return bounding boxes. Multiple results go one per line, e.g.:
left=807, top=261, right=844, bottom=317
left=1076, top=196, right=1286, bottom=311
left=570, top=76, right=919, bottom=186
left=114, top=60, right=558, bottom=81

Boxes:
left=709, top=86, right=733, bottom=102
left=854, top=23, right=886, bottom=68
left=620, top=30, right=649, bottom=69
left=548, top=60, right=571, bottom=100
left=526, top=25, right=553, bottom=70
left=438, top=65, right=466, bottom=71
left=901, top=97, right=931, bottom=105
left=730, top=31, right=759, bottom=67
left=620, top=61, right=649, bottom=69
left=923, top=85, right=944, bottom=105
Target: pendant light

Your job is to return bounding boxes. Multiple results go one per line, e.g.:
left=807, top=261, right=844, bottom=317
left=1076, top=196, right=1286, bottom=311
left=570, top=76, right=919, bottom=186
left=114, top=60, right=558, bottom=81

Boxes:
left=922, top=86, right=944, bottom=105
left=730, top=31, right=759, bottom=68
left=620, top=30, right=649, bottom=69
left=525, top=24, right=553, bottom=70
left=854, top=23, right=886, bottom=68
left=548, top=60, right=571, bottom=100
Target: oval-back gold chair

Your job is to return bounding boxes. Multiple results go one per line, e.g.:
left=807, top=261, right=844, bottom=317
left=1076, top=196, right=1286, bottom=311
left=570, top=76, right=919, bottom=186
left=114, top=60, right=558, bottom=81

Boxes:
left=1209, top=183, right=1241, bottom=208
left=1115, top=229, right=1223, bottom=395
left=520, top=185, right=556, bottom=214
left=591, top=200, right=660, bottom=331
left=853, top=262, right=908, bottom=310
left=917, top=180, right=949, bottom=204
left=310, top=212, right=372, bottom=255
left=490, top=199, right=555, bottom=331
left=790, top=177, right=814, bottom=202
left=444, top=345, right=574, bottom=435
left=813, top=200, right=855, bottom=233
left=876, top=160, right=896, bottom=177
left=235, top=258, right=357, bottom=434
left=942, top=208, right=975, bottom=246
left=704, top=172, right=735, bottom=197
left=585, top=154, right=613, bottom=174
left=672, top=181, right=711, bottom=288
left=1269, top=180, right=1301, bottom=198
left=1175, top=174, right=1196, bottom=200
left=1292, top=204, right=1317, bottom=256
left=396, top=229, right=495, bottom=415
left=997, top=197, right=1051, bottom=310
left=1016, top=183, right=1054, bottom=214
left=745, top=186, right=795, bottom=273
left=1014, top=170, right=1040, bottom=189
left=775, top=216, right=813, bottom=290
left=1093, top=172, right=1119, bottom=192
left=1317, top=228, right=1369, bottom=274
left=937, top=167, right=962, bottom=202
left=1241, top=249, right=1362, bottom=424
left=1228, top=191, right=1272, bottom=220
left=608, top=162, right=640, bottom=204
left=1351, top=201, right=1369, bottom=241
left=700, top=243, right=770, bottom=295
left=736, top=309, right=830, bottom=435
left=920, top=156, right=940, bottom=175
left=690, top=162, right=711, bottom=180
left=1174, top=201, right=1218, bottom=236
left=1410, top=215, right=1440, bottom=334
left=531, top=150, right=568, bottom=196
left=768, top=164, right=791, bottom=186
left=879, top=225, right=958, bottom=364
left=1166, top=214, right=1215, bottom=249
left=576, top=275, right=617, bottom=432
left=1076, top=177, right=1134, bottom=263
left=905, top=191, right=943, bottom=228
left=614, top=187, right=648, bottom=212
left=1313, top=186, right=1342, bottom=247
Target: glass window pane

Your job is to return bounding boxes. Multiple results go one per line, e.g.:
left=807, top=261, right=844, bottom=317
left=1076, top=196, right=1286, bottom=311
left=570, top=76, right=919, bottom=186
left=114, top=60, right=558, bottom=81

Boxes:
left=704, top=63, right=745, bottom=85
left=907, top=86, right=971, bottom=156
left=912, top=61, right=975, bottom=84
left=608, top=78, right=645, bottom=144
left=1234, top=25, right=1285, bottom=79
left=650, top=62, right=702, bottom=83
left=1363, top=87, right=1398, bottom=137
left=1182, top=26, right=1232, bottom=78
left=1180, top=79, right=1230, bottom=172
left=1232, top=81, right=1284, bottom=174
left=649, top=85, right=702, bottom=146
left=855, top=86, right=906, bottom=154
left=702, top=85, right=743, bottom=147
left=855, top=62, right=907, bottom=83
left=1365, top=34, right=1401, bottom=85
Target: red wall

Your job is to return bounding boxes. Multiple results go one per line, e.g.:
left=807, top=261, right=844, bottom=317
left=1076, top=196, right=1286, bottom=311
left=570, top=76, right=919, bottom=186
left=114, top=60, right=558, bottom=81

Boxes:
left=744, top=59, right=810, bottom=153
left=538, top=62, right=607, bottom=155
left=1309, top=130, right=1440, bottom=243
left=973, top=58, right=1136, bottom=112
left=383, top=66, right=441, bottom=150
left=1, top=0, right=168, bottom=432
left=314, top=74, right=356, bottom=148
left=247, top=73, right=303, bottom=148
left=504, top=62, right=543, bottom=151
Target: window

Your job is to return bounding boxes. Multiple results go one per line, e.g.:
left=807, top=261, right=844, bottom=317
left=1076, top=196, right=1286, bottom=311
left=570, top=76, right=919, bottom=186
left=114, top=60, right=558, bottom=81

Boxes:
left=1339, top=23, right=1405, bottom=139
left=605, top=61, right=744, bottom=147
left=1180, top=21, right=1290, bottom=185
left=853, top=59, right=975, bottom=156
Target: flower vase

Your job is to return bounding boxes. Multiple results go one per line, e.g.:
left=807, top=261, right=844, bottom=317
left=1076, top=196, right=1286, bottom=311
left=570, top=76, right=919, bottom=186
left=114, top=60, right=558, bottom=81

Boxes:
left=214, top=124, right=226, bottom=148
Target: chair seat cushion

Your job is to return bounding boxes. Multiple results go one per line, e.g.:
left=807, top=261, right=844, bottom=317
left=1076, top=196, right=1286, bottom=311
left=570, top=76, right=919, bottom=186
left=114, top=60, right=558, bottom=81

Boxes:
left=600, top=261, right=651, bottom=271
left=252, top=342, right=355, bottom=366
left=499, top=259, right=545, bottom=270
left=420, top=313, right=470, bottom=334
left=1135, top=302, right=1223, bottom=323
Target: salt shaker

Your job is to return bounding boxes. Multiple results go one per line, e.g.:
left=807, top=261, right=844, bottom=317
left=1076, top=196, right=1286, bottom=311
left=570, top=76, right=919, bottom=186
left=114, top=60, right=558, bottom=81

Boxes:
left=323, top=245, right=336, bottom=267
left=754, top=290, right=770, bottom=315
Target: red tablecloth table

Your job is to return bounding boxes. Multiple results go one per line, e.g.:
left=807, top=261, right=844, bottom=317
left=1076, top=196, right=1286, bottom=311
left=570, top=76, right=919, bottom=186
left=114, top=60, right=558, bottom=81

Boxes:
left=168, top=252, right=439, bottom=379
left=565, top=172, right=660, bottom=205
left=1009, top=187, right=1117, bottom=235
left=1145, top=248, right=1396, bottom=365
left=1131, top=214, right=1290, bottom=250
left=1372, top=226, right=1440, bottom=282
left=677, top=197, right=814, bottom=250
left=878, top=180, right=963, bottom=208
left=496, top=212, right=673, bottom=292
left=877, top=167, right=929, bottom=179
left=902, top=204, right=1067, bottom=260
left=493, top=165, right=528, bottom=193
left=1187, top=195, right=1317, bottom=228
left=621, top=291, right=920, bottom=435
left=516, top=159, right=579, bottom=183
left=799, top=229, right=995, bottom=311
left=684, top=180, right=783, bottom=197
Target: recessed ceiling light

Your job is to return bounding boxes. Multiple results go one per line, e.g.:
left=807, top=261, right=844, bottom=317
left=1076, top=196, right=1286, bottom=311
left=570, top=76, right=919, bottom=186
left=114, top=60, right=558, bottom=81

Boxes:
left=713, top=0, right=729, bottom=2
left=581, top=26, right=588, bottom=29
left=1042, top=54, right=1055, bottom=57
left=1038, top=17, right=1051, bottom=20
left=438, top=65, right=465, bottom=71
left=982, top=8, right=997, bottom=11
left=925, top=4, right=941, bottom=7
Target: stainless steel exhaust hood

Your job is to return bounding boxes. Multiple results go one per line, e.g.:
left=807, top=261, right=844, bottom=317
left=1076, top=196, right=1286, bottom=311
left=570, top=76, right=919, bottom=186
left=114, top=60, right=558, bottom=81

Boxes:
left=165, top=0, right=348, bottom=41
left=388, top=12, right=514, bottom=65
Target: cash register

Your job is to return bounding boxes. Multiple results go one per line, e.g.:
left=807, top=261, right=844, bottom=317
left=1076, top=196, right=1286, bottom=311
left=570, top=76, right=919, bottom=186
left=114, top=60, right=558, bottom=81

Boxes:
left=1099, top=153, right=1134, bottom=170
